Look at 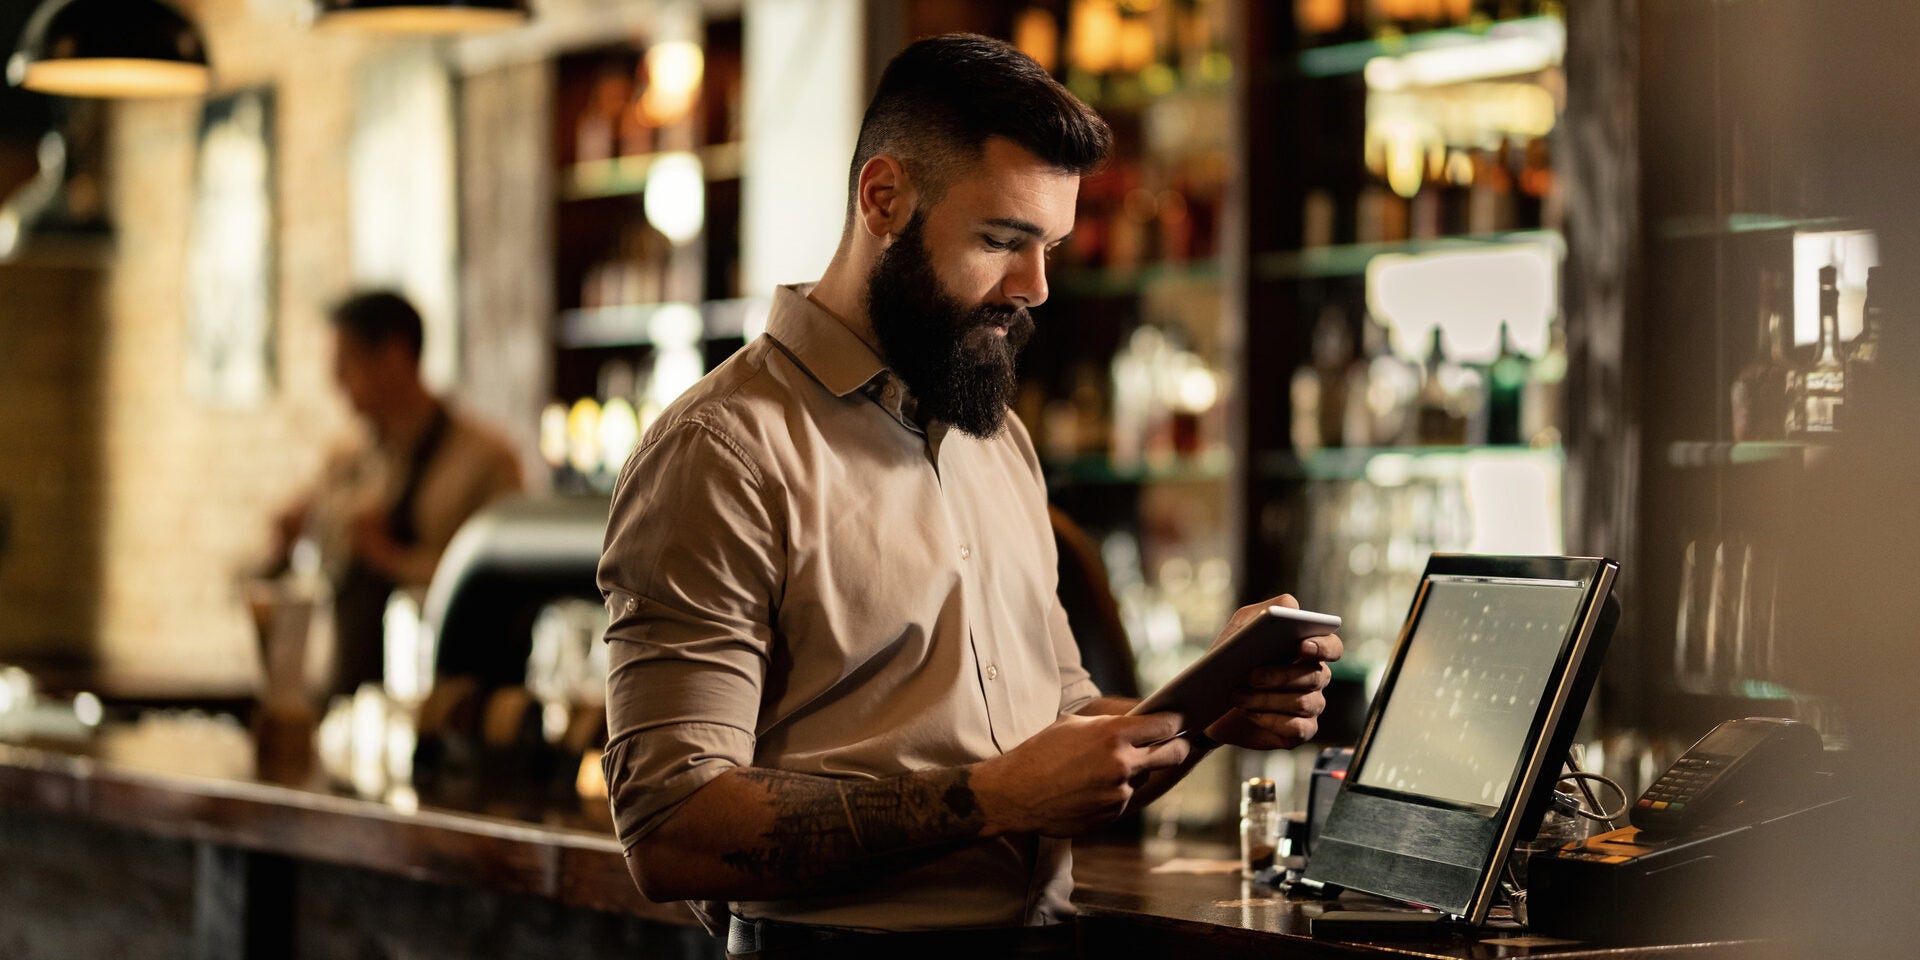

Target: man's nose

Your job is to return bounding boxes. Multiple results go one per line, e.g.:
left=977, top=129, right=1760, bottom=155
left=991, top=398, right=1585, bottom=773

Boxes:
left=1003, top=246, right=1050, bottom=308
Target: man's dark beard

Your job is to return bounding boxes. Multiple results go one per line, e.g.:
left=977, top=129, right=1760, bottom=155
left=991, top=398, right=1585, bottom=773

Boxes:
left=867, top=215, right=1034, bottom=439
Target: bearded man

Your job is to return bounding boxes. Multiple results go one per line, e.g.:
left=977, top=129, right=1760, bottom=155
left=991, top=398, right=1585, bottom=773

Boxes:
left=597, top=34, right=1341, bottom=960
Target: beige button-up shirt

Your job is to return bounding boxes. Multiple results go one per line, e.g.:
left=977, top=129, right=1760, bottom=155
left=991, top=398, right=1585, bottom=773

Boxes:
left=598, top=284, right=1099, bottom=932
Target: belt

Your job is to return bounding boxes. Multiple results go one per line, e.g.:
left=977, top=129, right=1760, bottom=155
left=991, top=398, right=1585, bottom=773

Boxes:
left=724, top=914, right=1075, bottom=959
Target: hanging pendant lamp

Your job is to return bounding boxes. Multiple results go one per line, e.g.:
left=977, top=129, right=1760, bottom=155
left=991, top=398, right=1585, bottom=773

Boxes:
left=314, top=0, right=531, bottom=34
left=7, top=0, right=210, bottom=99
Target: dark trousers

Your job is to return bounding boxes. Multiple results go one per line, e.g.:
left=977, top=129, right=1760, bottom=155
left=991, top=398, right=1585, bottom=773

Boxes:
left=724, top=914, right=1076, bottom=960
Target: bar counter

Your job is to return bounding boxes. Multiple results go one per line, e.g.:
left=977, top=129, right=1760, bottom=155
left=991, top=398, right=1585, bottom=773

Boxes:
left=0, top=720, right=1747, bottom=959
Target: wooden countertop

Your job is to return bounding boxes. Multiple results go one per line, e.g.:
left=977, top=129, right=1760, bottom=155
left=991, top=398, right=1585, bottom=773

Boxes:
left=0, top=722, right=1746, bottom=958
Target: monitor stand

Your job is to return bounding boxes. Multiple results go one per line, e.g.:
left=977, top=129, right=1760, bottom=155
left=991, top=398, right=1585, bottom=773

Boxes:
left=1309, top=910, right=1474, bottom=940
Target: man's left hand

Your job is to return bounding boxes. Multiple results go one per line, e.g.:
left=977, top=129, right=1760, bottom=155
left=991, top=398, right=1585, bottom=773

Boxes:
left=1203, top=594, right=1342, bottom=751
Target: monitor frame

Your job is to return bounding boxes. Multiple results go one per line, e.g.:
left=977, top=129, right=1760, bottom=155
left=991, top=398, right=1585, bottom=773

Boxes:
left=1301, top=554, right=1620, bottom=924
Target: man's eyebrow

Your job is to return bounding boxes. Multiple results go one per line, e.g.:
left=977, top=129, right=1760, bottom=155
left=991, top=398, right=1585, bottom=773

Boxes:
left=981, top=217, right=1048, bottom=238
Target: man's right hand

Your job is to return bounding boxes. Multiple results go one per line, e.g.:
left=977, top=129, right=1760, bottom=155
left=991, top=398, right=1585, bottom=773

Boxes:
left=971, top=712, right=1191, bottom=838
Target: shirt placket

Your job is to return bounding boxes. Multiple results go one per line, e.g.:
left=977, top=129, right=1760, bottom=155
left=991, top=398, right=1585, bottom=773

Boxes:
left=939, top=441, right=1019, bottom=752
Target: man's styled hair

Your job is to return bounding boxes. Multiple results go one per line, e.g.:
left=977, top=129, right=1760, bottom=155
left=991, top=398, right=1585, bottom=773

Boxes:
left=330, top=291, right=425, bottom=363
left=846, top=33, right=1112, bottom=225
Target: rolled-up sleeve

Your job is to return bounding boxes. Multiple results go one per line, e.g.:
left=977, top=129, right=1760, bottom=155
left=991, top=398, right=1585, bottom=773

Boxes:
left=598, top=418, right=784, bottom=850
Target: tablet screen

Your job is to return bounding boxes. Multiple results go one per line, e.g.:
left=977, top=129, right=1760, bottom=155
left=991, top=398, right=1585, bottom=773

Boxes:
left=1352, top=576, right=1587, bottom=809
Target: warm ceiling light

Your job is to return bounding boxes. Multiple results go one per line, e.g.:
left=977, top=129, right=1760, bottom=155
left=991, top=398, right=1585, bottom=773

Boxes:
left=314, top=0, right=531, bottom=34
left=7, top=0, right=210, bottom=99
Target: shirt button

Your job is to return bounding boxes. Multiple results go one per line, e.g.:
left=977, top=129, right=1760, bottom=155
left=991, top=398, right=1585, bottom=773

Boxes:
left=985, top=664, right=999, bottom=681
left=959, top=545, right=972, bottom=560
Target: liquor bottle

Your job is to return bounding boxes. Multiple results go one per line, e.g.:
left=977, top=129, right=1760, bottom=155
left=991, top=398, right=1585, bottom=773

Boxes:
left=1522, top=316, right=1566, bottom=445
left=1843, top=266, right=1884, bottom=428
left=1415, top=327, right=1471, bottom=445
left=1730, top=269, right=1790, bottom=442
left=1795, top=265, right=1846, bottom=435
left=1487, top=321, right=1528, bottom=445
left=1312, top=307, right=1353, bottom=448
left=1360, top=312, right=1421, bottom=446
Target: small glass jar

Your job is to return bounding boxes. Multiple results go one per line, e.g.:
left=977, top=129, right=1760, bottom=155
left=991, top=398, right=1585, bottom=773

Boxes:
left=1240, top=777, right=1281, bottom=879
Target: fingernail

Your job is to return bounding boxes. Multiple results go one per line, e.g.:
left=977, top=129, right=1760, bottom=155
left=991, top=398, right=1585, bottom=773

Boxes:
left=1301, top=639, right=1321, bottom=658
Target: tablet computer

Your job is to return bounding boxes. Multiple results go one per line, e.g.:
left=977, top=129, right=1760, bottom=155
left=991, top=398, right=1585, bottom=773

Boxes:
left=1128, top=605, right=1342, bottom=736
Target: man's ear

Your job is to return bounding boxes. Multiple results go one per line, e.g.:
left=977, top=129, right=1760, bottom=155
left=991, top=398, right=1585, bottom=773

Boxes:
left=856, top=154, right=916, bottom=242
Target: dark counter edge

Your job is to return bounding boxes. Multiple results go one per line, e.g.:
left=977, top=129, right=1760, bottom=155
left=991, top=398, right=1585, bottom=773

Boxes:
left=0, top=741, right=685, bottom=926
left=1, top=741, right=1752, bottom=959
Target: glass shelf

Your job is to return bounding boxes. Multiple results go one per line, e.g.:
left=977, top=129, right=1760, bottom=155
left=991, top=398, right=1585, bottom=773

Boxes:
left=1255, top=228, right=1562, bottom=280
left=556, top=297, right=767, bottom=349
left=1665, top=441, right=1831, bottom=468
left=1261, top=444, right=1564, bottom=482
left=1653, top=213, right=1855, bottom=241
left=1042, top=449, right=1233, bottom=488
left=560, top=142, right=744, bottom=202
left=1052, top=258, right=1221, bottom=298
left=1298, top=15, right=1563, bottom=80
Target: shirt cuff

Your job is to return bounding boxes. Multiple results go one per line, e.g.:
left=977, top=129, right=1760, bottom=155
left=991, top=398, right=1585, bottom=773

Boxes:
left=602, top=720, right=756, bottom=849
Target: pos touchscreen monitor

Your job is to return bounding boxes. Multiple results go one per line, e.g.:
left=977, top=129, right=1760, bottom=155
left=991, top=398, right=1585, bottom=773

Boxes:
left=1302, top=555, right=1619, bottom=924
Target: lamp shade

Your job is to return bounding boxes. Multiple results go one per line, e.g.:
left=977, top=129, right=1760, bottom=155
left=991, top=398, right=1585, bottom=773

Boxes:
left=315, top=0, right=531, bottom=34
left=7, top=0, right=209, bottom=98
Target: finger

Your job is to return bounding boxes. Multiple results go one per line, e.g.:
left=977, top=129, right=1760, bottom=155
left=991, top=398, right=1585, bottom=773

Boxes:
left=1211, top=708, right=1319, bottom=749
left=1298, top=633, right=1343, bottom=663
left=1228, top=690, right=1327, bottom=718
left=1120, top=711, right=1186, bottom=745
left=1247, top=661, right=1330, bottom=690
left=1136, top=735, right=1193, bottom=771
left=1269, top=594, right=1300, bottom=609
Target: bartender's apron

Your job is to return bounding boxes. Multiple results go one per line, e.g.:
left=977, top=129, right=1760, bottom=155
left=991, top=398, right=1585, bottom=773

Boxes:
left=329, top=406, right=451, bottom=698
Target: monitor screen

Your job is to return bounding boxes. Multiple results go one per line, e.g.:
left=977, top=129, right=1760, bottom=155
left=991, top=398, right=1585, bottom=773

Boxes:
left=1353, top=575, right=1588, bottom=809
left=1302, top=555, right=1618, bottom=923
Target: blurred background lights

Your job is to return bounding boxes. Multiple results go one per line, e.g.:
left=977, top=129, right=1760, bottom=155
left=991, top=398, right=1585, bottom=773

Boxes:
left=642, top=151, right=705, bottom=245
left=640, top=39, right=703, bottom=126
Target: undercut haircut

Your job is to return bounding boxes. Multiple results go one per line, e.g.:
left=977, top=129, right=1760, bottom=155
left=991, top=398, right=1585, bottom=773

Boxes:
left=846, top=33, right=1112, bottom=229
left=329, top=291, right=424, bottom=363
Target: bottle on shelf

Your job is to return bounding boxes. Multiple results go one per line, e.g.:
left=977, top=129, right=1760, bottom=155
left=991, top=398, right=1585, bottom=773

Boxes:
left=1291, top=307, right=1353, bottom=454
left=1415, top=327, right=1477, bottom=445
left=1730, top=269, right=1791, bottom=442
left=1486, top=320, right=1528, bottom=445
left=1315, top=307, right=1354, bottom=447
left=1465, top=142, right=1517, bottom=235
left=1357, top=311, right=1421, bottom=446
left=1793, top=265, right=1846, bottom=436
left=1843, top=265, right=1884, bottom=429
left=575, top=67, right=631, bottom=166
left=1521, top=315, right=1566, bottom=446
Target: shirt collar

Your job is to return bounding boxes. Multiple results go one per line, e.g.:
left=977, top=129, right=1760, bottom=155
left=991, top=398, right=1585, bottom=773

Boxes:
left=765, top=284, right=886, bottom=399
left=766, top=283, right=930, bottom=436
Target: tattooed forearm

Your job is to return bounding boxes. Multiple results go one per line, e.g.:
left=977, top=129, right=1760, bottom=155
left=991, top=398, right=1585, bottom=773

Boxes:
left=718, top=766, right=985, bottom=888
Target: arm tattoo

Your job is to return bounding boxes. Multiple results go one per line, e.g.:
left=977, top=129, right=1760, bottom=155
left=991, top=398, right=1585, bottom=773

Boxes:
left=719, top=766, right=986, bottom=889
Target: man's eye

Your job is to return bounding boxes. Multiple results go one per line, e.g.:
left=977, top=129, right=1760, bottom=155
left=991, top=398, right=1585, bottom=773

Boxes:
left=983, top=236, right=1017, bottom=251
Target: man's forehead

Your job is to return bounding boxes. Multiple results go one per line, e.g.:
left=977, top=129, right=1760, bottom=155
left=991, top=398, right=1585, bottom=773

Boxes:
left=941, top=138, right=1080, bottom=237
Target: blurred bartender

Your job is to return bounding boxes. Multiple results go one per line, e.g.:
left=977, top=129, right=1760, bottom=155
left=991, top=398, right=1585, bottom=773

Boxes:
left=598, top=35, right=1339, bottom=959
left=267, top=292, right=522, bottom=697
